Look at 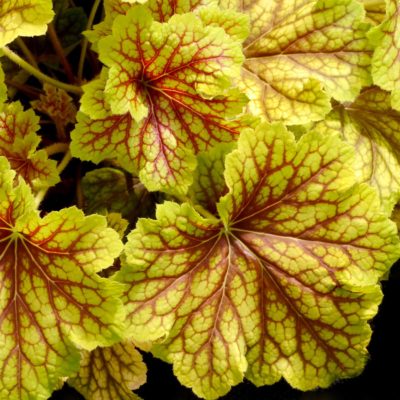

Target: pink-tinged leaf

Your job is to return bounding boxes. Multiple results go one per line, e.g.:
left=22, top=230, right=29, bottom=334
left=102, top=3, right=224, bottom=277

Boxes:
left=0, top=102, right=59, bottom=191
left=72, top=7, right=247, bottom=194
left=69, top=341, right=146, bottom=400
left=222, top=0, right=372, bottom=124
left=0, top=157, right=125, bottom=400
left=309, top=87, right=400, bottom=212
left=117, top=124, right=399, bottom=399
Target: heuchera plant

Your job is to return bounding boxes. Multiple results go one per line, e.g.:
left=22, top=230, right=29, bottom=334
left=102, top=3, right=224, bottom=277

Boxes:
left=0, top=0, right=400, bottom=399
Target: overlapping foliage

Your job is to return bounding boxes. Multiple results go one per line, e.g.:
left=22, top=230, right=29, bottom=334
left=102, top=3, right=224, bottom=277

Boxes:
left=0, top=0, right=400, bottom=399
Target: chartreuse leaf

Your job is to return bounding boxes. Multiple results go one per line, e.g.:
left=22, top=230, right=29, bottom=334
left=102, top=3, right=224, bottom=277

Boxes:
left=0, top=102, right=59, bottom=191
left=0, top=0, right=54, bottom=47
left=82, top=167, right=137, bottom=218
left=69, top=341, right=146, bottom=400
left=117, top=123, right=400, bottom=399
left=0, top=157, right=125, bottom=400
left=106, top=213, right=130, bottom=239
left=72, top=6, right=247, bottom=194
left=369, top=0, right=400, bottom=111
left=362, top=0, right=386, bottom=25
left=223, top=0, right=372, bottom=125
left=309, top=87, right=400, bottom=213
left=86, top=0, right=215, bottom=49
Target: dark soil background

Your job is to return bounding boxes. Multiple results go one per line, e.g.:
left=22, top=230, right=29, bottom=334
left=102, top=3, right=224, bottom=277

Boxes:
left=51, top=261, right=400, bottom=400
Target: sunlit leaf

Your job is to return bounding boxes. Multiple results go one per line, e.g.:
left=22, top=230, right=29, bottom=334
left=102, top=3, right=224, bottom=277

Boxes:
left=188, top=143, right=233, bottom=214
left=0, top=157, right=125, bottom=400
left=69, top=341, right=146, bottom=400
left=0, top=102, right=59, bottom=190
left=0, top=0, right=54, bottom=47
left=72, top=6, right=246, bottom=194
left=361, top=0, right=386, bottom=25
left=369, top=0, right=400, bottom=111
left=223, top=0, right=372, bottom=125
left=309, top=87, right=400, bottom=212
left=117, top=123, right=399, bottom=399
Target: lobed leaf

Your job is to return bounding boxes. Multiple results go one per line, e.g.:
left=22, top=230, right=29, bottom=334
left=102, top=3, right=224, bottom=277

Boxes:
left=31, top=84, right=77, bottom=127
left=86, top=0, right=216, bottom=49
left=72, top=6, right=247, bottom=194
left=0, top=0, right=54, bottom=47
left=0, top=157, right=125, bottom=400
left=0, top=102, right=59, bottom=190
left=309, top=87, right=400, bottom=213
left=223, top=0, right=372, bottom=125
left=361, top=0, right=386, bottom=25
left=69, top=341, right=146, bottom=400
left=369, top=0, right=400, bottom=111
left=117, top=123, right=399, bottom=399
left=82, top=167, right=137, bottom=218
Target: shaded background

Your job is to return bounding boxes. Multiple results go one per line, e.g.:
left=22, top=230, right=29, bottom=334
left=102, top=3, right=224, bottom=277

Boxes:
left=52, top=262, right=400, bottom=400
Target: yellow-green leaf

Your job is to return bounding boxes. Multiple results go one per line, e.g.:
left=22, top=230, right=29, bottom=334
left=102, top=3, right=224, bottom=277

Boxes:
left=69, top=341, right=146, bottom=400
left=226, top=0, right=372, bottom=124
left=72, top=6, right=247, bottom=194
left=369, top=0, right=400, bottom=111
left=309, top=87, right=400, bottom=213
left=117, top=123, right=399, bottom=399
left=0, top=157, right=125, bottom=400
left=362, top=0, right=386, bottom=25
left=86, top=0, right=215, bottom=50
left=0, top=0, right=54, bottom=47
left=0, top=102, right=59, bottom=191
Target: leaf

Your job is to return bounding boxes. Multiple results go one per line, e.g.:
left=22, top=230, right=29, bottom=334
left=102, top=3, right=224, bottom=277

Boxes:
left=79, top=69, right=110, bottom=120
left=188, top=143, right=233, bottom=215
left=0, top=157, right=125, bottom=400
left=54, top=5, right=87, bottom=48
left=0, top=102, right=59, bottom=190
left=0, top=0, right=54, bottom=47
left=117, top=123, right=399, bottom=399
left=31, top=84, right=77, bottom=126
left=68, top=341, right=146, bottom=400
left=195, top=6, right=250, bottom=42
left=369, top=0, right=400, bottom=111
left=72, top=7, right=247, bottom=194
left=106, top=213, right=130, bottom=239
left=224, top=0, right=372, bottom=125
left=361, top=0, right=386, bottom=25
left=82, top=167, right=137, bottom=218
left=309, top=87, right=400, bottom=213
left=86, top=0, right=215, bottom=49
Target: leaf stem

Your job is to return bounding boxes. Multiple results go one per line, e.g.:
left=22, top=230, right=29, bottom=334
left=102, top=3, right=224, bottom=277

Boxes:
left=15, top=38, right=39, bottom=69
left=78, top=0, right=102, bottom=81
left=1, top=47, right=83, bottom=95
left=5, top=78, right=41, bottom=98
left=47, top=23, right=75, bottom=83
left=57, top=150, right=72, bottom=174
left=45, top=142, right=69, bottom=156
